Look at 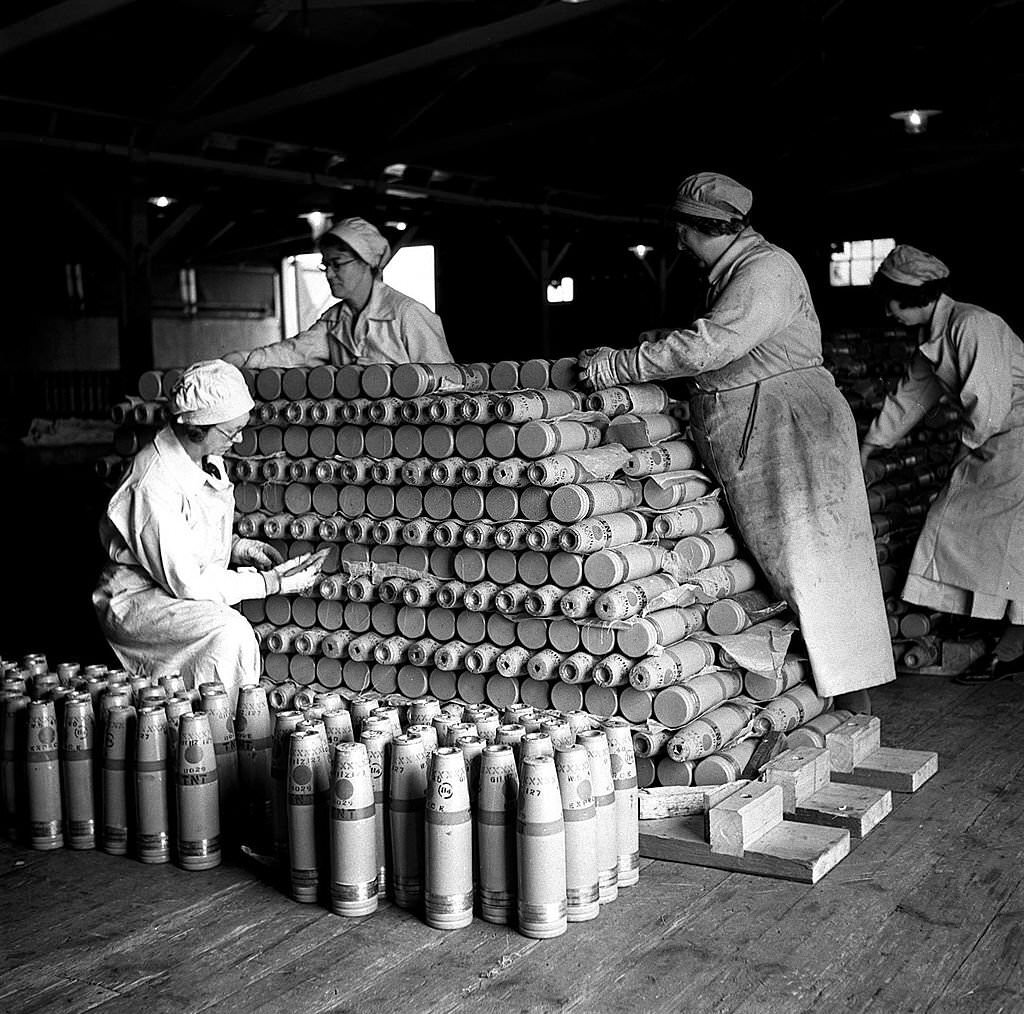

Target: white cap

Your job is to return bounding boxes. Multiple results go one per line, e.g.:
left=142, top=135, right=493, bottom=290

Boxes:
left=169, top=359, right=255, bottom=425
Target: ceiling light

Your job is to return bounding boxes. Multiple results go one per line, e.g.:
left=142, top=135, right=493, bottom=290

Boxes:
left=383, top=163, right=408, bottom=177
left=629, top=244, right=653, bottom=260
left=299, top=211, right=331, bottom=237
left=385, top=220, right=408, bottom=231
left=889, top=108, right=941, bottom=135
left=148, top=195, right=175, bottom=209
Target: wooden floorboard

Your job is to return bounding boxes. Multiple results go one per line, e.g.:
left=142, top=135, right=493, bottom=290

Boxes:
left=1, top=673, right=1020, bottom=1014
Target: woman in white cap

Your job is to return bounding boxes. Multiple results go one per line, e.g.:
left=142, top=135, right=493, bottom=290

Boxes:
left=224, top=216, right=452, bottom=368
left=92, top=359, right=326, bottom=706
left=861, top=245, right=1024, bottom=683
left=578, top=171, right=895, bottom=711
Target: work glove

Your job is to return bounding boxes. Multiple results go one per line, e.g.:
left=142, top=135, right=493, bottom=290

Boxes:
left=232, top=538, right=285, bottom=571
left=577, top=347, right=620, bottom=392
left=263, top=551, right=327, bottom=596
left=858, top=442, right=882, bottom=471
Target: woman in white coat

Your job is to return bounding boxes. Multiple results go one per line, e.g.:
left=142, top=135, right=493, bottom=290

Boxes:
left=92, top=360, right=325, bottom=706
left=223, top=216, right=452, bottom=368
left=579, top=171, right=895, bottom=712
left=861, top=245, right=1024, bottom=682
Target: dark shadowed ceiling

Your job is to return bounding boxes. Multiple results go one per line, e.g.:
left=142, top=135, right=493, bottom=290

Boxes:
left=2, top=0, right=1023, bottom=258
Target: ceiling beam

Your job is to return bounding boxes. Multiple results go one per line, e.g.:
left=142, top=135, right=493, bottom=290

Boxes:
left=0, top=0, right=140, bottom=57
left=157, top=3, right=289, bottom=123
left=0, top=130, right=664, bottom=225
left=162, top=0, right=634, bottom=141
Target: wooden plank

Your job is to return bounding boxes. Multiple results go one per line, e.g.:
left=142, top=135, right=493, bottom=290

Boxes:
left=235, top=858, right=726, bottom=1014
left=825, top=714, right=881, bottom=772
left=0, top=975, right=120, bottom=1014
left=641, top=814, right=849, bottom=884
left=708, top=783, right=784, bottom=857
left=793, top=782, right=893, bottom=838
left=638, top=780, right=747, bottom=820
left=926, top=870, right=1024, bottom=1012
left=831, top=746, right=939, bottom=793
left=599, top=682, right=1023, bottom=1014
left=792, top=749, right=1024, bottom=1014
left=336, top=860, right=733, bottom=1013
left=760, top=747, right=831, bottom=812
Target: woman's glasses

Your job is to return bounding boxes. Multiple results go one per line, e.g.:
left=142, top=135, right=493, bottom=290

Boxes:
left=319, top=256, right=360, bottom=275
left=213, top=424, right=246, bottom=443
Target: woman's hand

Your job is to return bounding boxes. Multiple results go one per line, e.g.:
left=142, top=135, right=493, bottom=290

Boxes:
left=232, top=538, right=285, bottom=571
left=859, top=443, right=880, bottom=470
left=577, top=347, right=619, bottom=392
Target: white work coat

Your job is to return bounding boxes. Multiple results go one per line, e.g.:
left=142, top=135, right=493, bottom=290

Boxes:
left=596, top=229, right=895, bottom=696
left=238, top=278, right=451, bottom=368
left=92, top=426, right=265, bottom=698
left=865, top=294, right=1024, bottom=618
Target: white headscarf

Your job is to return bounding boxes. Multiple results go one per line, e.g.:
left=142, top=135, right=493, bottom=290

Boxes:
left=169, top=360, right=255, bottom=424
left=322, top=217, right=392, bottom=271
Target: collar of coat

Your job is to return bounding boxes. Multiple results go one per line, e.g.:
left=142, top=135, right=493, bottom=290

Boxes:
left=329, top=277, right=403, bottom=324
left=922, top=292, right=956, bottom=351
left=154, top=425, right=230, bottom=492
left=706, top=227, right=765, bottom=287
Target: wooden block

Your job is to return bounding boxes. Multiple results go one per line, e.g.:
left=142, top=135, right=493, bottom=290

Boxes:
left=707, top=782, right=784, bottom=857
left=830, top=746, right=939, bottom=793
left=793, top=782, right=892, bottom=838
left=761, top=747, right=831, bottom=812
left=639, top=814, right=850, bottom=884
left=638, top=780, right=749, bottom=820
left=826, top=714, right=881, bottom=773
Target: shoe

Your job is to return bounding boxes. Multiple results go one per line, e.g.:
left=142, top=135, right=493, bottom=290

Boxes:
left=953, top=652, right=1023, bottom=684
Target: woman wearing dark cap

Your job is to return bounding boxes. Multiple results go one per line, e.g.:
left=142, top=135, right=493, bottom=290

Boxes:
left=861, top=244, right=1024, bottom=682
left=579, top=171, right=895, bottom=711
left=224, top=216, right=452, bottom=368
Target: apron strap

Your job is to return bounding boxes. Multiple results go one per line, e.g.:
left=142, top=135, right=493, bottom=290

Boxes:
left=738, top=381, right=761, bottom=470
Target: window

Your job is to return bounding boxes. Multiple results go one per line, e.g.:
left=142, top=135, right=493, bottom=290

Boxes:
left=829, top=238, right=895, bottom=287
left=546, top=276, right=574, bottom=304
left=281, top=245, right=437, bottom=335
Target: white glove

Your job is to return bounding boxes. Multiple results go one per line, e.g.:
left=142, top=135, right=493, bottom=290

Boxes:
left=232, top=538, right=285, bottom=571
left=263, top=551, right=327, bottom=596
left=577, top=347, right=619, bottom=392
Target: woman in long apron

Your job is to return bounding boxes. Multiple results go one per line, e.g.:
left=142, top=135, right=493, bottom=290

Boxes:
left=860, top=244, right=1024, bottom=682
left=579, top=171, right=895, bottom=711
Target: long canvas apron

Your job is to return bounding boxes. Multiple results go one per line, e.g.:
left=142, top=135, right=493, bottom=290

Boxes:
left=908, top=419, right=1024, bottom=601
left=689, top=366, right=896, bottom=696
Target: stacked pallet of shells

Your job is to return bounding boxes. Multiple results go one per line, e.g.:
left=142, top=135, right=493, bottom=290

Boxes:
left=212, top=360, right=835, bottom=789
left=824, top=330, right=962, bottom=668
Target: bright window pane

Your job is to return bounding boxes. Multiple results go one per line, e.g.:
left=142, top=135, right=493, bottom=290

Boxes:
left=830, top=261, right=851, bottom=286
left=850, top=239, right=873, bottom=260
left=547, top=276, right=574, bottom=303
left=873, top=237, right=896, bottom=258
left=850, top=259, right=874, bottom=286
left=383, top=245, right=436, bottom=312
left=831, top=241, right=852, bottom=261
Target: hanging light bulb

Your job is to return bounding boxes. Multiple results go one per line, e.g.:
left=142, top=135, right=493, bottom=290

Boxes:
left=629, top=244, right=653, bottom=260
left=299, top=211, right=331, bottom=238
left=889, top=108, right=941, bottom=135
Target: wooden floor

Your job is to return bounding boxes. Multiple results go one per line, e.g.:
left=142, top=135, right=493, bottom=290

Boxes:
left=3, top=672, right=1023, bottom=1014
